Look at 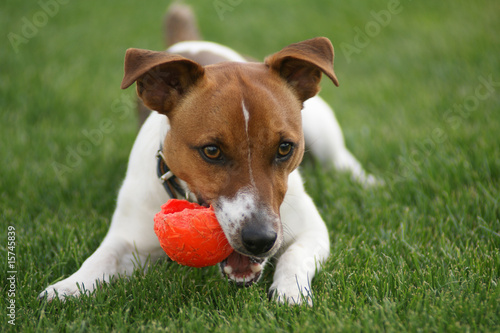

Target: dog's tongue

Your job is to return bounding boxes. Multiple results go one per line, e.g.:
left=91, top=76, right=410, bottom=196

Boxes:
left=222, top=251, right=262, bottom=285
left=226, top=251, right=252, bottom=274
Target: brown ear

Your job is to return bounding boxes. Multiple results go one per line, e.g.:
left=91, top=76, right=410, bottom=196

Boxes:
left=120, top=48, right=204, bottom=114
left=265, top=37, right=339, bottom=102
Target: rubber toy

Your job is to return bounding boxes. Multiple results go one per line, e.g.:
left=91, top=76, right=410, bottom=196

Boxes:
left=154, top=199, right=233, bottom=267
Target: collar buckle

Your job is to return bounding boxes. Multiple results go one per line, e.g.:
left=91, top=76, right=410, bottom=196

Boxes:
left=156, top=149, right=189, bottom=200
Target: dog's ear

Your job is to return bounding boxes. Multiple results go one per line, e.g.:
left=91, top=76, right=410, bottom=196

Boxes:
left=121, top=48, right=204, bottom=114
left=265, top=37, right=339, bottom=103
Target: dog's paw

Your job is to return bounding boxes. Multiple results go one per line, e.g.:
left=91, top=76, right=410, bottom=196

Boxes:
left=38, top=279, right=90, bottom=302
left=268, top=281, right=313, bottom=306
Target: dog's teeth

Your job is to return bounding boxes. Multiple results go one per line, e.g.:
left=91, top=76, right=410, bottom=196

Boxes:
left=250, top=263, right=262, bottom=273
left=224, top=266, right=233, bottom=275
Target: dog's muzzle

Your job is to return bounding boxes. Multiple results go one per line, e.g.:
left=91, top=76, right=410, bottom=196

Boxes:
left=217, top=222, right=278, bottom=287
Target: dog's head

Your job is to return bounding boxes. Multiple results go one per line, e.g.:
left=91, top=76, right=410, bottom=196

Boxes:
left=121, top=37, right=338, bottom=285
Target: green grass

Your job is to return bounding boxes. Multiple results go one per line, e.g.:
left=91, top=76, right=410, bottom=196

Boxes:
left=1, top=0, right=499, bottom=331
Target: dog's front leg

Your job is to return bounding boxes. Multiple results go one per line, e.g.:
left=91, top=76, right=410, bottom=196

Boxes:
left=39, top=180, right=167, bottom=301
left=39, top=113, right=168, bottom=301
left=269, top=171, right=330, bottom=306
left=270, top=230, right=329, bottom=306
left=39, top=235, right=143, bottom=301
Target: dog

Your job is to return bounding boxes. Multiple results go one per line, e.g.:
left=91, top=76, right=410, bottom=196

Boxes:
left=40, top=4, right=375, bottom=306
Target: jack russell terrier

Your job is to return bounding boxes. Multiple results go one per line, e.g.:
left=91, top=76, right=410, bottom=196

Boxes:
left=40, top=5, right=375, bottom=305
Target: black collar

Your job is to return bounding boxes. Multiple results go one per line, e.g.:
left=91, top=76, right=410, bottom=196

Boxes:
left=156, top=149, right=188, bottom=199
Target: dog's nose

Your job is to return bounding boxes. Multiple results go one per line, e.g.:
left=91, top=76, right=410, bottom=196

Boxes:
left=241, top=225, right=277, bottom=255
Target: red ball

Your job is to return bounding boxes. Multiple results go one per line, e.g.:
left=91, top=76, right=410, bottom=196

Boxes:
left=154, top=199, right=233, bottom=267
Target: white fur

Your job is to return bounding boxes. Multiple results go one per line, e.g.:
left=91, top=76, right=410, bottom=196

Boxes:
left=241, top=101, right=255, bottom=186
left=40, top=41, right=375, bottom=305
left=302, top=97, right=378, bottom=185
left=242, top=101, right=250, bottom=131
left=215, top=187, right=257, bottom=237
left=167, top=41, right=247, bottom=62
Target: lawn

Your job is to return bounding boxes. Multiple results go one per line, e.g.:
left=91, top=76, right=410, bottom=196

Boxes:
left=1, top=0, right=499, bottom=331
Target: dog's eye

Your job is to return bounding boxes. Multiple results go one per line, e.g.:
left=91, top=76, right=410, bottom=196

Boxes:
left=202, top=145, right=222, bottom=160
left=277, top=142, right=294, bottom=160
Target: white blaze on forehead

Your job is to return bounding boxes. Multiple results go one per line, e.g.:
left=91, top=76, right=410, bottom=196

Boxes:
left=242, top=101, right=250, bottom=132
left=241, top=101, right=255, bottom=186
left=215, top=188, right=258, bottom=232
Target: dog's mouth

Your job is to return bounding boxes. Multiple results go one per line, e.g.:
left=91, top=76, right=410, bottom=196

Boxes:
left=218, top=251, right=266, bottom=287
left=195, top=193, right=268, bottom=286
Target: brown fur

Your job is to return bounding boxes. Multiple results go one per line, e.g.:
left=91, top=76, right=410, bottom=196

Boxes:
left=121, top=37, right=338, bottom=218
left=162, top=63, right=304, bottom=213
